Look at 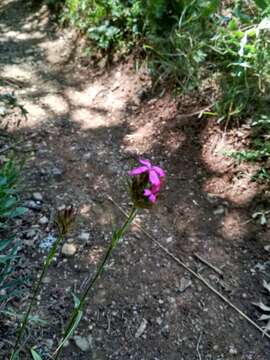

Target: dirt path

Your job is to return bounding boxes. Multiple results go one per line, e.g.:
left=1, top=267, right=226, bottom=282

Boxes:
left=1, top=1, right=270, bottom=359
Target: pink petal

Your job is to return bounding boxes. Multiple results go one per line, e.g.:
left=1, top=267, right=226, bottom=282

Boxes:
left=139, top=159, right=151, bottom=168
left=152, top=166, right=165, bottom=178
left=144, top=189, right=152, bottom=196
left=128, top=166, right=148, bottom=176
left=148, top=193, right=157, bottom=203
left=151, top=184, right=160, bottom=194
left=149, top=170, right=160, bottom=186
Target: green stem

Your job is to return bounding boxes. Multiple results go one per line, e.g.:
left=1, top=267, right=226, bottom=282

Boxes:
left=10, top=235, right=64, bottom=360
left=54, top=206, right=138, bottom=359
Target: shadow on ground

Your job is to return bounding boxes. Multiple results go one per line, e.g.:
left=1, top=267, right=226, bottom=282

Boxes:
left=1, top=0, right=270, bottom=359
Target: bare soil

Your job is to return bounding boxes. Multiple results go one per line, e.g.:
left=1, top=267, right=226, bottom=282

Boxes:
left=1, top=1, right=270, bottom=359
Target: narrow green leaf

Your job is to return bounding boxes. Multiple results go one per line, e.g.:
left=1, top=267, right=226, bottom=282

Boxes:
left=55, top=310, right=83, bottom=354
left=30, top=348, right=43, bottom=360
left=0, top=238, right=11, bottom=252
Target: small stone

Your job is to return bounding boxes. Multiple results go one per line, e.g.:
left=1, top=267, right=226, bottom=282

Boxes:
left=79, top=232, right=90, bottom=241
left=26, top=229, right=37, bottom=238
left=74, top=335, right=91, bottom=352
left=213, top=206, right=225, bottom=215
left=33, top=192, right=43, bottom=201
left=229, top=345, right=238, bottom=355
left=82, top=153, right=91, bottom=161
left=264, top=245, right=270, bottom=252
left=0, top=289, right=6, bottom=296
left=178, top=277, right=192, bottom=293
left=25, top=48, right=35, bottom=55
left=51, top=167, right=63, bottom=177
left=166, top=236, right=173, bottom=244
left=62, top=243, right=77, bottom=257
left=39, top=216, right=49, bottom=225
left=206, top=193, right=219, bottom=204
left=25, top=200, right=42, bottom=211
left=135, top=319, right=147, bottom=338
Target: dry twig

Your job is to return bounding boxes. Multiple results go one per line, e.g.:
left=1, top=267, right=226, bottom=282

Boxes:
left=107, top=195, right=270, bottom=342
left=194, top=253, right=223, bottom=277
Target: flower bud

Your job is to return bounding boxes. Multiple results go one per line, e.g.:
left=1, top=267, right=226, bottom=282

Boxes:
left=55, top=206, right=76, bottom=236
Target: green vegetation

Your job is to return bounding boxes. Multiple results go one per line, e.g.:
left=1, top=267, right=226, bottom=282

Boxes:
left=0, top=157, right=26, bottom=304
left=48, top=0, right=270, bottom=175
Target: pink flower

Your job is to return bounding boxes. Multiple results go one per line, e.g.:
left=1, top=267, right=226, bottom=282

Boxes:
left=129, top=159, right=165, bottom=206
left=144, top=184, right=160, bottom=203
left=128, top=159, right=165, bottom=186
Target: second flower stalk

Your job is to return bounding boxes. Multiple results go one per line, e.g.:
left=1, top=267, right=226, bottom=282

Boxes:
left=10, top=159, right=165, bottom=359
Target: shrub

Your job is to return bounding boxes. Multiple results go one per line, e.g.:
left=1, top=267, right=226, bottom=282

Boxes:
left=211, top=2, right=270, bottom=123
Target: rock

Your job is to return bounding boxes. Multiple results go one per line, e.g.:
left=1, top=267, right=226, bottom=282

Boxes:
left=82, top=153, right=91, bottom=161
left=229, top=345, right=238, bottom=355
left=135, top=319, right=147, bottom=338
left=39, top=216, right=49, bottom=225
left=166, top=236, right=173, bottom=244
left=79, top=232, right=90, bottom=241
left=26, top=229, right=37, bottom=238
left=25, top=200, right=42, bottom=211
left=51, top=167, right=63, bottom=177
left=213, top=206, right=225, bottom=215
left=61, top=243, right=77, bottom=257
left=33, top=192, right=43, bottom=201
left=25, top=48, right=35, bottom=55
left=74, top=335, right=91, bottom=352
left=178, top=278, right=192, bottom=293
left=206, top=193, right=219, bottom=204
left=264, top=245, right=270, bottom=252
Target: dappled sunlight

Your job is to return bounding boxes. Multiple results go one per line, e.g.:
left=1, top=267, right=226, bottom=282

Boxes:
left=22, top=102, right=47, bottom=125
left=41, top=93, right=69, bottom=115
left=203, top=173, right=259, bottom=206
left=71, top=108, right=115, bottom=129
left=3, top=64, right=37, bottom=82
left=65, top=83, right=104, bottom=107
left=219, top=210, right=248, bottom=241
left=124, top=122, right=155, bottom=153
left=201, top=126, right=236, bottom=175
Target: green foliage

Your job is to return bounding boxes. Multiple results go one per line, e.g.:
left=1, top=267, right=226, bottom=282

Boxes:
left=61, top=0, right=143, bottom=51
left=228, top=115, right=270, bottom=174
left=0, top=158, right=26, bottom=303
left=57, top=0, right=270, bottom=120
left=30, top=348, right=43, bottom=360
left=211, top=5, right=270, bottom=122
left=145, top=0, right=219, bottom=89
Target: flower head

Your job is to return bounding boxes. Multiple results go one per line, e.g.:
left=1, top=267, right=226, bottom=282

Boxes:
left=55, top=206, right=76, bottom=236
left=129, top=159, right=165, bottom=208
left=129, top=159, right=165, bottom=186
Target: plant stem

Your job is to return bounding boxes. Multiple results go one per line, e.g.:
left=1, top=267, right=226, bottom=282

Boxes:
left=10, top=235, right=64, bottom=360
left=54, top=206, right=138, bottom=359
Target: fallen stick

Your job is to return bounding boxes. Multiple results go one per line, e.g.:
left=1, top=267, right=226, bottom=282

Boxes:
left=106, top=195, right=270, bottom=342
left=194, top=252, right=223, bottom=277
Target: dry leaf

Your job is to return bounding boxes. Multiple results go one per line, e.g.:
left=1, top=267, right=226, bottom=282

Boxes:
left=262, top=319, right=270, bottom=333
left=253, top=301, right=270, bottom=312
left=259, top=314, right=270, bottom=321
left=263, top=280, right=270, bottom=294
